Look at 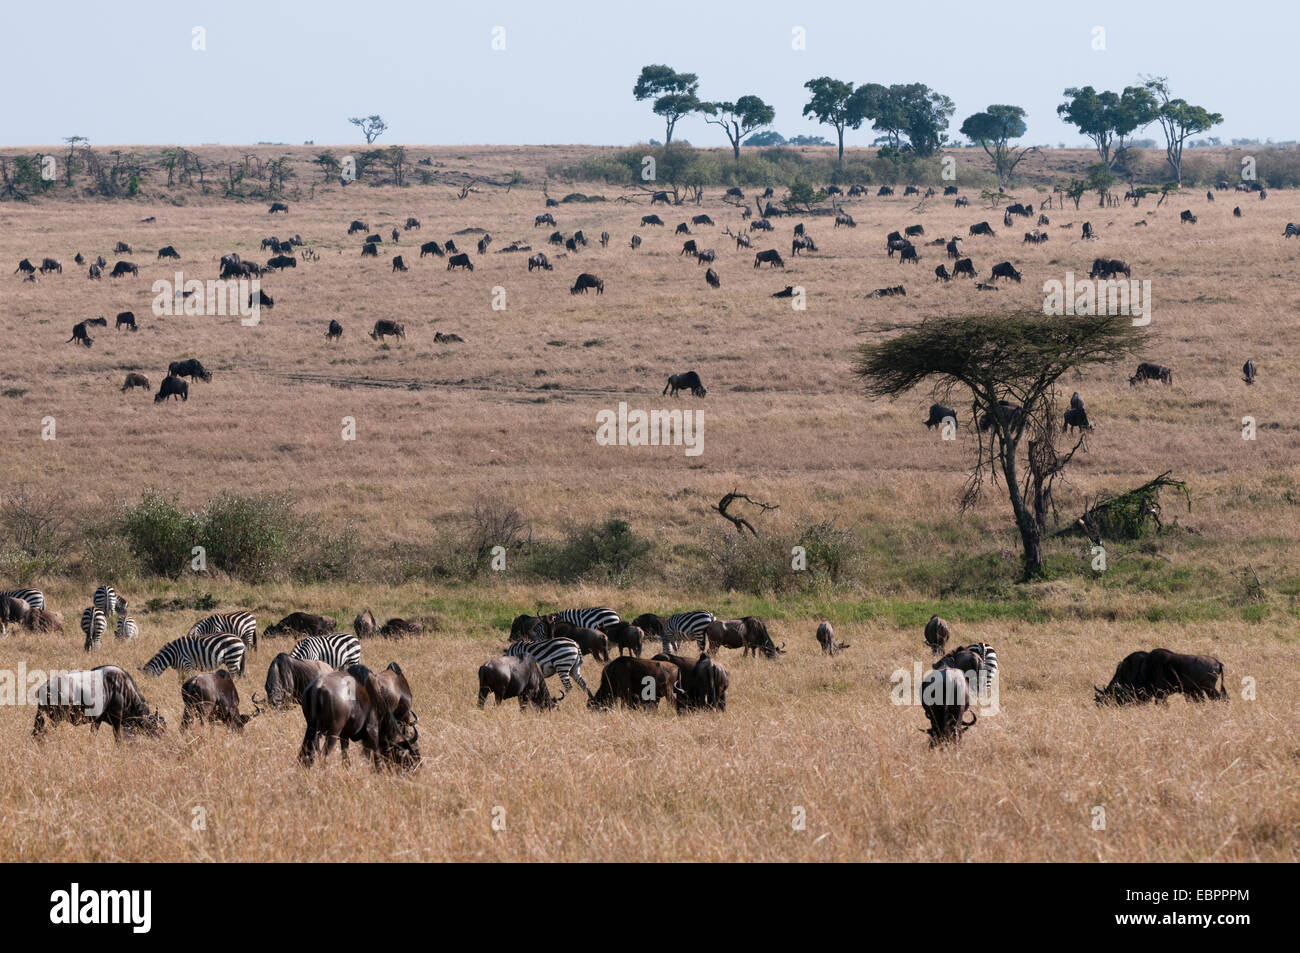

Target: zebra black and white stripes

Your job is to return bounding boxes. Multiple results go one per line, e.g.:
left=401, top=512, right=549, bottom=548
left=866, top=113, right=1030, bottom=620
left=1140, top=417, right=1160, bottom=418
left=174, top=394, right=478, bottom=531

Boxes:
left=665, top=611, right=717, bottom=650
left=142, top=634, right=247, bottom=678
left=0, top=588, right=45, bottom=611
left=81, top=607, right=108, bottom=652
left=504, top=638, right=591, bottom=698
left=553, top=607, right=621, bottom=632
left=188, top=611, right=258, bottom=651
left=968, top=643, right=999, bottom=696
left=115, top=616, right=139, bottom=641
left=290, top=633, right=361, bottom=669
left=93, top=586, right=125, bottom=616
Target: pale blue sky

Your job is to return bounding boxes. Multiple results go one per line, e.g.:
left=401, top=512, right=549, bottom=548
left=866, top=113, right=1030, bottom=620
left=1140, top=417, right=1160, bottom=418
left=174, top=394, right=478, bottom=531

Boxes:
left=1, top=0, right=1294, bottom=147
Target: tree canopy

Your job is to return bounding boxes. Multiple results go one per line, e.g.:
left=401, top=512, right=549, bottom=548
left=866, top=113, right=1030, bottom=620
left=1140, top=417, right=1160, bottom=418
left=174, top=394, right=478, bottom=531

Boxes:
left=1141, top=76, right=1222, bottom=185
left=960, top=105, right=1036, bottom=183
left=347, top=115, right=388, bottom=144
left=702, top=95, right=776, bottom=159
left=634, top=65, right=702, bottom=145
left=1057, top=86, right=1156, bottom=170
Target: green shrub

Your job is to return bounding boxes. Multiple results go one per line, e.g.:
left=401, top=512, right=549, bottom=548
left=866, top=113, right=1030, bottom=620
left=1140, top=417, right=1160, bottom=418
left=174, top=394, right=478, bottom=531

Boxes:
left=198, top=492, right=296, bottom=583
left=122, top=492, right=201, bottom=578
left=528, top=519, right=652, bottom=584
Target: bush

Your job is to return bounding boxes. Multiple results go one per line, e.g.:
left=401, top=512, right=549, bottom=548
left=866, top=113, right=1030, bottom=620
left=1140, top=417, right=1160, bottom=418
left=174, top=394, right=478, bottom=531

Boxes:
left=708, top=532, right=794, bottom=595
left=121, top=492, right=201, bottom=579
left=198, top=492, right=297, bottom=583
left=528, top=519, right=652, bottom=584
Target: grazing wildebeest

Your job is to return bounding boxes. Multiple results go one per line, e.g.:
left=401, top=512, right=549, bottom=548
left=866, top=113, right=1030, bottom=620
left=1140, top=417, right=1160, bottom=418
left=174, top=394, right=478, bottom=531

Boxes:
left=113, top=241, right=131, bottom=254
left=67, top=321, right=94, bottom=347
left=587, top=657, right=680, bottom=710
left=1090, top=258, right=1131, bottom=279
left=663, top=370, right=706, bottom=398
left=392, top=255, right=407, bottom=272
left=866, top=285, right=906, bottom=297
left=528, top=252, right=552, bottom=271
left=419, top=240, right=444, bottom=257
left=1095, top=648, right=1227, bottom=705
left=946, top=238, right=962, bottom=259
left=157, top=245, right=180, bottom=260
left=792, top=236, right=816, bottom=256
left=696, top=248, right=716, bottom=264
left=404, top=217, right=421, bottom=230
left=1082, top=221, right=1095, bottom=240
left=445, top=239, right=458, bottom=253
left=705, top=267, right=720, bottom=288
left=953, top=258, right=976, bottom=278
left=477, top=234, right=492, bottom=254
left=979, top=400, right=1023, bottom=432
left=955, top=196, right=970, bottom=207
left=681, top=239, right=698, bottom=256
left=32, top=666, right=165, bottom=741
left=40, top=257, right=62, bottom=274
left=692, top=214, right=714, bottom=226
left=0, top=595, right=32, bottom=636
left=600, top=230, right=610, bottom=247
left=934, top=264, right=951, bottom=281
left=549, top=231, right=565, bottom=246
left=88, top=263, right=102, bottom=279
left=1129, top=362, right=1172, bottom=386
left=564, top=237, right=578, bottom=252
left=1233, top=206, right=1242, bottom=218
left=154, top=376, right=188, bottom=403
left=181, top=670, right=263, bottom=731
left=169, top=358, right=211, bottom=382
left=447, top=253, right=473, bottom=271
left=878, top=186, right=894, bottom=196
left=944, top=186, right=958, bottom=195
left=248, top=289, right=273, bottom=309
left=367, top=662, right=417, bottom=725
left=1206, top=190, right=1214, bottom=202
left=298, top=665, right=420, bottom=769
left=539, top=617, right=610, bottom=662
left=834, top=212, right=856, bottom=228
left=326, top=319, right=343, bottom=341
left=1063, top=406, right=1092, bottom=433
left=898, top=244, right=920, bottom=264
left=990, top=261, right=1022, bottom=282
left=675, top=222, right=691, bottom=235
left=361, top=242, right=379, bottom=257
left=920, top=667, right=975, bottom=745
left=602, top=621, right=645, bottom=657
left=924, top=615, right=950, bottom=655
left=816, top=621, right=849, bottom=656
left=121, top=372, right=150, bottom=392
left=655, top=652, right=729, bottom=712
left=641, top=214, right=665, bottom=226
left=754, top=249, right=784, bottom=268
left=263, top=654, right=335, bottom=710
left=370, top=319, right=405, bottom=342
left=1180, top=209, right=1197, bottom=224
left=1242, top=359, right=1257, bottom=385
left=969, top=222, right=995, bottom=237
left=14, top=258, right=36, bottom=276
left=923, top=405, right=955, bottom=430
left=751, top=218, right=773, bottom=231
left=268, top=202, right=288, bottom=213
left=571, top=273, right=603, bottom=294
left=478, top=655, right=555, bottom=710
left=1022, top=229, right=1048, bottom=244
left=267, top=254, right=296, bottom=270
left=650, top=191, right=671, bottom=205
left=110, top=260, right=138, bottom=277
left=535, top=213, right=556, bottom=227
left=392, top=228, right=400, bottom=243
left=264, top=612, right=336, bottom=640
left=905, top=224, right=925, bottom=238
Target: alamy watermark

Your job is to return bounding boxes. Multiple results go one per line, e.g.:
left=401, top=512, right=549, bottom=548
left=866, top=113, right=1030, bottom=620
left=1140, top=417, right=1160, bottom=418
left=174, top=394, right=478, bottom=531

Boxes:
left=595, top=402, right=703, bottom=457
left=1043, top=271, right=1151, bottom=326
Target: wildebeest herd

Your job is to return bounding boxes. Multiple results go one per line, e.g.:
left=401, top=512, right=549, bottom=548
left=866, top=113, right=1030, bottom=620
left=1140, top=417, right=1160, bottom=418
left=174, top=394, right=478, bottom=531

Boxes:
left=4, top=585, right=1228, bottom=763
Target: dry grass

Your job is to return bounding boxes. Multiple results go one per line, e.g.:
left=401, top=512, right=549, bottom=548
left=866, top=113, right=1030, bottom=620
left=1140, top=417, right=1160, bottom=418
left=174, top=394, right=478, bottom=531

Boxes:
left=0, top=146, right=1297, bottom=861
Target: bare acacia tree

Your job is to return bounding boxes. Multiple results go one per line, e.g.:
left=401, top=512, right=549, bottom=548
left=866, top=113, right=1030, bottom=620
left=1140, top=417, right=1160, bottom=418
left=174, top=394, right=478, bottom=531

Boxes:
left=854, top=312, right=1145, bottom=579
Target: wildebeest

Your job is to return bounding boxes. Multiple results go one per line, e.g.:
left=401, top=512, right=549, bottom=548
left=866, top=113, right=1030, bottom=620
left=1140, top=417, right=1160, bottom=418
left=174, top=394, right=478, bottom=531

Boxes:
left=392, top=227, right=400, bottom=243
left=654, top=652, right=729, bottom=711
left=946, top=238, right=962, bottom=259
left=904, top=224, right=925, bottom=238
left=361, top=242, right=379, bottom=257
left=1129, top=362, right=1172, bottom=386
left=944, top=185, right=959, bottom=195
left=969, top=222, right=995, bottom=237
left=113, top=241, right=131, bottom=254
left=878, top=186, right=894, bottom=196
left=792, top=236, right=816, bottom=256
left=535, top=213, right=556, bottom=227
left=263, top=653, right=333, bottom=709
left=110, top=260, right=138, bottom=277
left=675, top=222, right=691, bottom=235
left=367, top=661, right=417, bottom=725
left=705, top=267, right=720, bottom=288
left=268, top=202, right=288, bottom=213
left=14, top=258, right=35, bottom=276
left=419, top=240, right=444, bottom=257
left=1082, top=221, right=1095, bottom=240
left=445, top=239, right=458, bottom=253
left=169, top=358, right=211, bottom=382
left=602, top=621, right=645, bottom=657
left=696, top=248, right=716, bottom=264
left=834, top=212, right=856, bottom=228
left=898, top=244, right=920, bottom=264
left=88, top=263, right=102, bottom=279
left=326, top=319, right=343, bottom=341
left=650, top=191, right=671, bottom=205
left=447, top=252, right=473, bottom=271
left=67, top=321, right=94, bottom=347
left=540, top=617, right=610, bottom=661
left=1022, top=229, right=1048, bottom=244
left=920, top=667, right=975, bottom=745
left=181, top=670, right=263, bottom=731
left=816, top=621, right=849, bottom=656
left=934, top=264, right=950, bottom=281
left=404, top=217, right=421, bottom=230
left=953, top=258, right=976, bottom=278
left=990, top=261, right=1022, bottom=282
left=528, top=252, right=552, bottom=271
left=32, top=666, right=165, bottom=741
left=477, top=655, right=555, bottom=710
left=1090, top=258, right=1131, bottom=279
left=1180, top=209, right=1197, bottom=224
left=1063, top=406, right=1092, bottom=433
left=663, top=370, right=706, bottom=398
left=0, top=595, right=32, bottom=636
left=955, top=196, right=970, bottom=207
left=1095, top=648, right=1227, bottom=705
left=924, top=614, right=950, bottom=655
left=157, top=245, right=180, bottom=260
left=1233, top=206, right=1242, bottom=218
left=1242, top=359, right=1257, bottom=385
left=681, top=239, right=698, bottom=256
left=600, top=230, right=610, bottom=247
left=548, top=231, right=565, bottom=246
left=370, top=319, right=405, bottom=342
left=587, top=657, right=680, bottom=710
left=298, top=665, right=420, bottom=769
left=121, top=372, right=149, bottom=392
left=477, top=234, right=492, bottom=254
left=641, top=214, right=665, bottom=226
left=264, top=612, right=336, bottom=640
left=692, top=214, right=714, bottom=226
left=978, top=400, right=1023, bottom=432
left=392, top=255, right=407, bottom=272
left=571, top=273, right=603, bottom=294
left=154, top=376, right=188, bottom=403
left=739, top=617, right=783, bottom=658
left=751, top=218, right=773, bottom=231
left=248, top=289, right=273, bottom=309
left=866, top=285, right=906, bottom=297
left=267, top=254, right=296, bottom=270
left=754, top=249, right=784, bottom=268
left=923, top=405, right=955, bottom=430
left=564, top=237, right=578, bottom=252
left=771, top=285, right=796, bottom=298
left=40, top=257, right=62, bottom=274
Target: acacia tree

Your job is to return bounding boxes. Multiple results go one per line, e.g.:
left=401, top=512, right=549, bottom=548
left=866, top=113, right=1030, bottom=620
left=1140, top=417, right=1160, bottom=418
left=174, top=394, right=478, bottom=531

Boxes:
left=855, top=313, right=1146, bottom=579
left=1141, top=77, right=1222, bottom=186
left=633, top=65, right=700, bottom=145
left=348, top=115, right=388, bottom=144
left=1057, top=86, right=1156, bottom=171
left=802, top=77, right=871, bottom=162
left=702, top=95, right=775, bottom=160
left=960, top=105, right=1037, bottom=183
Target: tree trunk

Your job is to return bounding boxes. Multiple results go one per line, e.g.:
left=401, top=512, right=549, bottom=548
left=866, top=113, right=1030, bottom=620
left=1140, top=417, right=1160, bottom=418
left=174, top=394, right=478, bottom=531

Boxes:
left=1003, top=446, right=1044, bottom=579
left=837, top=127, right=845, bottom=163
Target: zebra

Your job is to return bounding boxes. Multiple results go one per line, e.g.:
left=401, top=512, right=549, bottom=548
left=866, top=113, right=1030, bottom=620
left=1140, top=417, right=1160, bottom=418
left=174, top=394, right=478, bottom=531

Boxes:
left=115, top=616, right=139, bottom=641
left=81, top=607, right=108, bottom=652
left=968, top=643, right=999, bottom=697
left=1, top=588, right=45, bottom=611
left=142, top=634, right=247, bottom=678
left=635, top=610, right=716, bottom=651
left=188, top=610, right=258, bottom=651
left=1284, top=222, right=1300, bottom=238
left=93, top=585, right=125, bottom=617
left=290, top=633, right=361, bottom=669
left=504, top=638, right=591, bottom=698
left=538, top=607, right=622, bottom=637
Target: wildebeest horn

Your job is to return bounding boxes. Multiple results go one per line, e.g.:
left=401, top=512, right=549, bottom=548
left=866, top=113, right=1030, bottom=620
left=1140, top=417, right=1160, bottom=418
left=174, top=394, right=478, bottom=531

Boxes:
left=961, top=711, right=977, bottom=729
left=410, top=712, right=419, bottom=725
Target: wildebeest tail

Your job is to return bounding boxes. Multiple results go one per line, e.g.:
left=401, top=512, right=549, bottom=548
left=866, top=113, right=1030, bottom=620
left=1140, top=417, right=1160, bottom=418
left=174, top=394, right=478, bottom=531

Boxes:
left=1218, top=661, right=1227, bottom=701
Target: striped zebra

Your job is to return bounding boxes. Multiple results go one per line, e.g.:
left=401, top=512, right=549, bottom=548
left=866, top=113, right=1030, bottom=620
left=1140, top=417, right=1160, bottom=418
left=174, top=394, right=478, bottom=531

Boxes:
left=968, top=643, right=999, bottom=697
left=504, top=638, right=591, bottom=698
left=93, top=585, right=126, bottom=616
left=526, top=606, right=622, bottom=639
left=81, top=607, right=108, bottom=652
left=142, top=634, right=247, bottom=678
left=635, top=610, right=716, bottom=651
left=188, top=611, right=258, bottom=651
left=0, top=588, right=45, bottom=611
left=290, top=633, right=361, bottom=669
left=1285, top=222, right=1300, bottom=238
left=115, top=616, right=139, bottom=641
